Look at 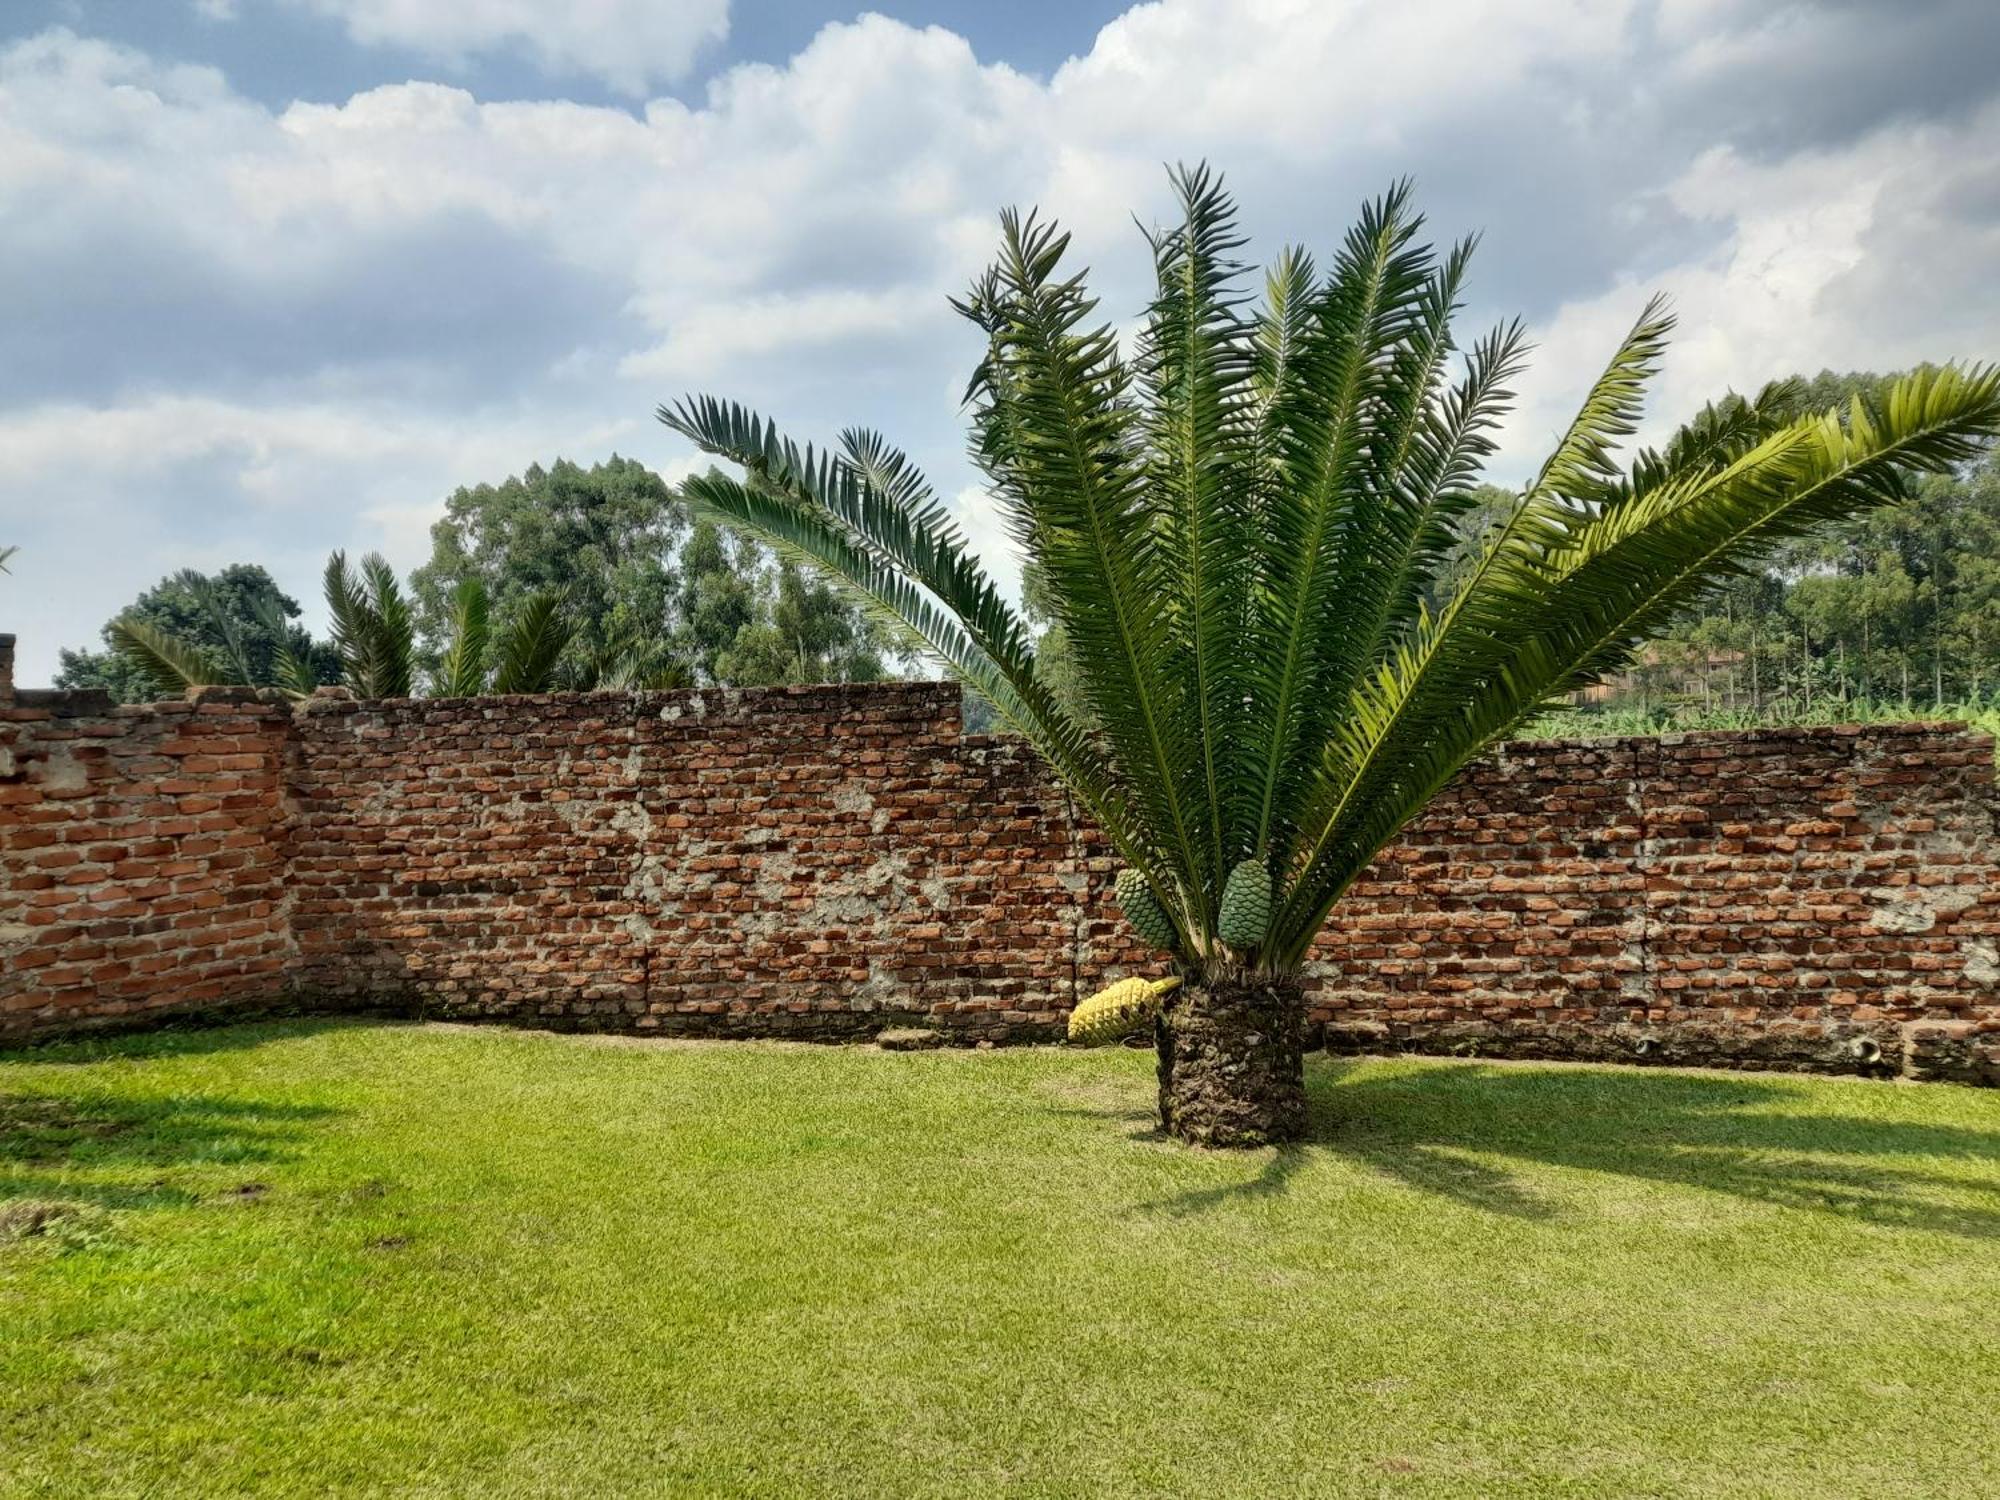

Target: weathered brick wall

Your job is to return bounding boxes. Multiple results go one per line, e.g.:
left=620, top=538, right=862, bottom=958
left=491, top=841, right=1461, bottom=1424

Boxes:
left=0, top=654, right=296, bottom=1043
left=3, top=646, right=1996, bottom=1080
left=286, top=684, right=1093, bottom=1039
left=1308, top=729, right=2000, bottom=1080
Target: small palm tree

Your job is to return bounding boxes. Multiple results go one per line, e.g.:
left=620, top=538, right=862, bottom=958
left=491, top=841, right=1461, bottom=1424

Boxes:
left=324, top=550, right=417, bottom=699
left=111, top=554, right=575, bottom=701
left=109, top=568, right=321, bottom=700
left=662, top=166, right=2000, bottom=1146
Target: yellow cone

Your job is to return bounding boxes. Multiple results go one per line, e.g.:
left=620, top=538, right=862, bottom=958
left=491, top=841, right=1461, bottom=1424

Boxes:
left=1066, top=975, right=1182, bottom=1045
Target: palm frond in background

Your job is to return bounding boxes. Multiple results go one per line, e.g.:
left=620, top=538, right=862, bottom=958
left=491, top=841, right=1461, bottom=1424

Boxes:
left=435, top=576, right=492, bottom=697
left=107, top=615, right=226, bottom=698
left=490, top=588, right=572, bottom=695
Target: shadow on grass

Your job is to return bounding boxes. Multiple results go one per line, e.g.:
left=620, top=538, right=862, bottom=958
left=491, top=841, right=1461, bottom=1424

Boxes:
left=0, top=1088, right=339, bottom=1216
left=0, top=1015, right=393, bottom=1067
left=1115, top=1058, right=2000, bottom=1238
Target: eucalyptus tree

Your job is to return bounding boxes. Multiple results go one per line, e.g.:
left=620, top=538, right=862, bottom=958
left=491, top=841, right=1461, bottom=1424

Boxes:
left=662, top=166, right=2000, bottom=1146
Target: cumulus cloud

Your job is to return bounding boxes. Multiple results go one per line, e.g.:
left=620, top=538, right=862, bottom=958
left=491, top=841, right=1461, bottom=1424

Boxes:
left=1510, top=97, right=2000, bottom=462
left=253, top=0, right=729, bottom=95
left=3, top=2, right=1999, bottom=683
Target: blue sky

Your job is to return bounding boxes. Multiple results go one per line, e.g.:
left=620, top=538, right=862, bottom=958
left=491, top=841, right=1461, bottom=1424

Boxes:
left=4, top=1, right=1999, bottom=683
left=9, top=1, right=1133, bottom=106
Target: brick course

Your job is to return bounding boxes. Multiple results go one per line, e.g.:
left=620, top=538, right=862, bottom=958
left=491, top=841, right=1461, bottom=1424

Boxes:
left=3, top=656, right=1996, bottom=1081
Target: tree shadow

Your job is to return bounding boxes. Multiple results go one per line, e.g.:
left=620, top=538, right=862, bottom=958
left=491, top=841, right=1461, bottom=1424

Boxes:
left=1119, top=1058, right=2000, bottom=1238
left=0, top=1088, right=339, bottom=1217
left=0, top=1014, right=400, bottom=1067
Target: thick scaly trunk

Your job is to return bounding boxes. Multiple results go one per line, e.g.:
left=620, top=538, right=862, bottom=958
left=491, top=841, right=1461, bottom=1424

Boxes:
left=1155, top=975, right=1308, bottom=1147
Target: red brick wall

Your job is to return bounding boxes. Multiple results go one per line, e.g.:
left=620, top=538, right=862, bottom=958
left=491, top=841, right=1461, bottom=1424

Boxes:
left=0, top=677, right=295, bottom=1043
left=285, top=684, right=1090, bottom=1039
left=1309, top=729, right=2000, bottom=1080
left=4, top=660, right=1996, bottom=1080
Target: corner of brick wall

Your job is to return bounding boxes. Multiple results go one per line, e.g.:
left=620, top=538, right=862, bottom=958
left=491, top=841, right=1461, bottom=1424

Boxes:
left=1, top=683, right=298, bottom=1044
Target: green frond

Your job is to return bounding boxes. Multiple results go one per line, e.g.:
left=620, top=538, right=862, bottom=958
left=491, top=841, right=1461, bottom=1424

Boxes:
left=1528, top=294, right=1677, bottom=509
left=569, top=630, right=692, bottom=692
left=1272, top=360, right=2000, bottom=965
left=1138, top=162, right=1259, bottom=903
left=970, top=204, right=1206, bottom=931
left=437, top=576, right=491, bottom=697
left=176, top=569, right=259, bottom=687
left=249, top=595, right=318, bottom=700
left=108, top=616, right=225, bottom=699
left=323, top=549, right=417, bottom=698
left=1367, top=316, right=1533, bottom=641
left=323, top=551, right=371, bottom=691
left=490, top=589, right=572, bottom=695
left=359, top=553, right=416, bottom=700
left=1244, top=180, right=1435, bottom=864
left=659, top=395, right=1160, bottom=890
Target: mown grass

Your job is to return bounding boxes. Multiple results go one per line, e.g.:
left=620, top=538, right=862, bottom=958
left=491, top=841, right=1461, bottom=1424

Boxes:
left=3, top=1020, right=1997, bottom=1498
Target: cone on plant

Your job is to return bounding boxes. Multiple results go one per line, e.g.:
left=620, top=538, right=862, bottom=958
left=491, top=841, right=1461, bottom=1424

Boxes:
left=1068, top=975, right=1181, bottom=1045
left=1115, top=868, right=1179, bottom=953
left=1218, top=859, right=1274, bottom=950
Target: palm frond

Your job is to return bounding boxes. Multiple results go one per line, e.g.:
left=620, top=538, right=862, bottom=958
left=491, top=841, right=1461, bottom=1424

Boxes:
left=249, top=595, right=317, bottom=700
left=323, top=550, right=372, bottom=690
left=108, top=616, right=225, bottom=699
left=436, top=576, right=491, bottom=697
left=1138, top=162, right=1260, bottom=898
left=359, top=553, right=415, bottom=699
left=1242, top=181, right=1436, bottom=866
left=658, top=398, right=1155, bottom=882
left=1273, top=361, right=2000, bottom=963
left=323, top=549, right=417, bottom=698
left=490, top=589, right=572, bottom=695
left=969, top=205, right=1207, bottom=934
left=177, top=569, right=259, bottom=686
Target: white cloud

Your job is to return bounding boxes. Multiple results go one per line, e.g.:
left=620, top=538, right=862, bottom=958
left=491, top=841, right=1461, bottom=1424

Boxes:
left=3, top=2, right=2000, bottom=684
left=1506, top=98, right=2000, bottom=467
left=947, top=485, right=1023, bottom=602
left=263, top=0, right=729, bottom=95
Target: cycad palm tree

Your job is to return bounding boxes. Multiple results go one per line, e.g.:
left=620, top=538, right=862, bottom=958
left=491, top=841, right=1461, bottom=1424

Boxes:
left=668, top=167, right=2000, bottom=1146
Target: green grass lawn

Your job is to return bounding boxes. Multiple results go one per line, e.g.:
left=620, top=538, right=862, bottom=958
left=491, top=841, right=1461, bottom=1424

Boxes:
left=3, top=1022, right=1997, bottom=1498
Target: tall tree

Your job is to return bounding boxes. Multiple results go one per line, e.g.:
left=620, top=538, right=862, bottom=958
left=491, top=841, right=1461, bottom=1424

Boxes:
left=410, top=456, right=685, bottom=684
left=662, top=165, right=2000, bottom=1147
left=56, top=565, right=337, bottom=703
left=413, top=457, right=894, bottom=688
left=721, top=561, right=891, bottom=685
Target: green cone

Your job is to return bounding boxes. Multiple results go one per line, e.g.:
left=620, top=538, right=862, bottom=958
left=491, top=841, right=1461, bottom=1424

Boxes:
left=1115, top=869, right=1179, bottom=953
left=1218, top=859, right=1273, bottom=949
